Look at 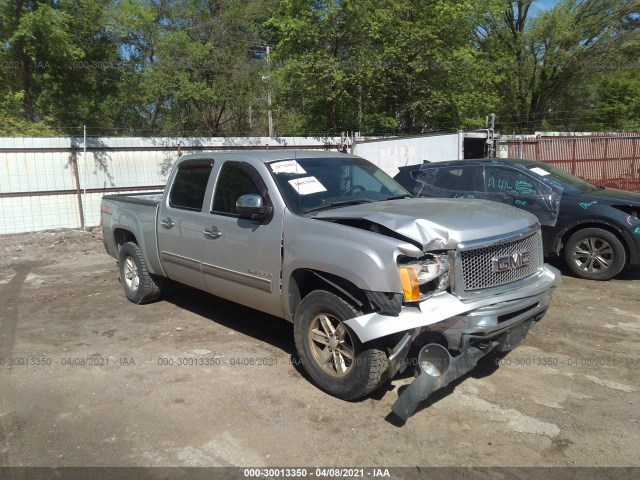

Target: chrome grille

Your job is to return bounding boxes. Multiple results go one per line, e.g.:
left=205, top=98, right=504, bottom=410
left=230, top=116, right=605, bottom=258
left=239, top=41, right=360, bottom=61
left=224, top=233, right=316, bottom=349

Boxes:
left=460, top=232, right=542, bottom=291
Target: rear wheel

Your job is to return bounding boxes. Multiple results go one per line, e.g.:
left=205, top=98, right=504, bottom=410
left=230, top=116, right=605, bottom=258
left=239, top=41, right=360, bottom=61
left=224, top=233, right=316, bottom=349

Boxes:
left=294, top=290, right=388, bottom=400
left=563, top=228, right=626, bottom=280
left=118, top=242, right=164, bottom=304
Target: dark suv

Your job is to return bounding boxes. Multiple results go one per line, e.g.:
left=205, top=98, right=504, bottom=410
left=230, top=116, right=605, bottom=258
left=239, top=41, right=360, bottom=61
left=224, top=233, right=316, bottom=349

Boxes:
left=394, top=158, right=640, bottom=280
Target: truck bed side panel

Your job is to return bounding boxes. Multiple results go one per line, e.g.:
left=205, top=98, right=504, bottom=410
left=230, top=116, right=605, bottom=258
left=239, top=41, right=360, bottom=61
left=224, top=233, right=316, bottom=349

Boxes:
left=101, top=195, right=164, bottom=276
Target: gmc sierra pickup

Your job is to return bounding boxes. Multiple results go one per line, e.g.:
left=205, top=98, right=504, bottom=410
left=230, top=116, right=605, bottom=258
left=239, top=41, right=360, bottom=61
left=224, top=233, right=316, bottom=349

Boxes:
left=101, top=151, right=561, bottom=421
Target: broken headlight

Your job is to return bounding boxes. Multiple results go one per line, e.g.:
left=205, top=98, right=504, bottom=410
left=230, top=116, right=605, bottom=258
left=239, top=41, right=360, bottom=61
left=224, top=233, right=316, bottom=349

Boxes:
left=397, top=254, right=450, bottom=302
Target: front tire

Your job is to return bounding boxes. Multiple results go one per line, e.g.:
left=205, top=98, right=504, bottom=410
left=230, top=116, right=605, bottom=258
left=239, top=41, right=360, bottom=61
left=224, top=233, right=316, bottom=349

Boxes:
left=563, top=228, right=626, bottom=280
left=118, top=242, right=164, bottom=304
left=294, top=290, right=389, bottom=400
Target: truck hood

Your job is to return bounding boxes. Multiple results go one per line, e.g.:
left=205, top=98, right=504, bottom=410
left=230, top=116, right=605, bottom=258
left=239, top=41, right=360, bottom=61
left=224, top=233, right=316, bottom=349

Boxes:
left=312, top=198, right=538, bottom=250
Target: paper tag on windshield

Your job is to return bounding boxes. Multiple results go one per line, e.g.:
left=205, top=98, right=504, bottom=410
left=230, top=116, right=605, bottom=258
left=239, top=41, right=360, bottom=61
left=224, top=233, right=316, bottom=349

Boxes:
left=529, top=167, right=551, bottom=176
left=271, top=160, right=307, bottom=174
left=288, top=176, right=327, bottom=195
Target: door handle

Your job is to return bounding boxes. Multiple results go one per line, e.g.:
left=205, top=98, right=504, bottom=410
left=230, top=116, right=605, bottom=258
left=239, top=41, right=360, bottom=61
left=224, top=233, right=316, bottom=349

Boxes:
left=203, top=226, right=222, bottom=239
left=161, top=217, right=175, bottom=229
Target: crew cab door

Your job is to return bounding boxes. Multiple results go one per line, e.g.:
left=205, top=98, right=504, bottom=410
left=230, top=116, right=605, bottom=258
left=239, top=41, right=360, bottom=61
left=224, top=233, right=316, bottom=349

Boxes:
left=201, top=160, right=284, bottom=317
left=156, top=159, right=215, bottom=292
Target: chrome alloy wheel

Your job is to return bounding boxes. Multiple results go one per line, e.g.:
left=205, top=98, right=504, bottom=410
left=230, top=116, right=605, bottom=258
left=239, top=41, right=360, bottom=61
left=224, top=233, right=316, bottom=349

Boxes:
left=308, top=314, right=355, bottom=377
left=123, top=256, right=140, bottom=291
left=571, top=236, right=614, bottom=274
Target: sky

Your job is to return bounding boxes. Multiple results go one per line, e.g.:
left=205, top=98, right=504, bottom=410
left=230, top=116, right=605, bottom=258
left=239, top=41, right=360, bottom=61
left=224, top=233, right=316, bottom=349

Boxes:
left=529, top=0, right=560, bottom=17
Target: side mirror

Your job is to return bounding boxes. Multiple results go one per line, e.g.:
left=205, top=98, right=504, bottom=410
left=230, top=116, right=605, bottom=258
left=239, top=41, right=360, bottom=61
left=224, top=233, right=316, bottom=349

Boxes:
left=236, top=194, right=272, bottom=221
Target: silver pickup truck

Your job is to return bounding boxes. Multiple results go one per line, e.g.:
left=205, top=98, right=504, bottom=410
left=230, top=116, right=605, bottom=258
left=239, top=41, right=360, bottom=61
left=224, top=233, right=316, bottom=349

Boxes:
left=101, top=151, right=561, bottom=421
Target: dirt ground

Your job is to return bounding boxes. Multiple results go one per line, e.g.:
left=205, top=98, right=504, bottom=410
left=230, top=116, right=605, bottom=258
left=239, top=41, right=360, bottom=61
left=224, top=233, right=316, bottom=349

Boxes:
left=0, top=229, right=639, bottom=468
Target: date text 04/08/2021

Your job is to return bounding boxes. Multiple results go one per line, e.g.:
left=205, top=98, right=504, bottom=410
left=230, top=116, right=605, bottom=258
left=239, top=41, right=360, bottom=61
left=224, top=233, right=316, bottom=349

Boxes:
left=243, top=468, right=391, bottom=478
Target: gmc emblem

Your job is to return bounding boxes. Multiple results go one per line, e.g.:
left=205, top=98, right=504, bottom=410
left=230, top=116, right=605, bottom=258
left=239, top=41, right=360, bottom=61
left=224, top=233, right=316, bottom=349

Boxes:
left=492, top=250, right=531, bottom=273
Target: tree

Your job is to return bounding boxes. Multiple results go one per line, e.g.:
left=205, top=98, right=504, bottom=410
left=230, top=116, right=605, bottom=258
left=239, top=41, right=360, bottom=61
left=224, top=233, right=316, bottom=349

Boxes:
left=269, top=0, right=499, bottom=135
left=105, top=0, right=173, bottom=134
left=369, top=0, right=501, bottom=133
left=154, top=0, right=274, bottom=136
left=477, top=0, right=640, bottom=133
left=105, top=0, right=274, bottom=136
left=0, top=0, right=125, bottom=135
left=1, top=0, right=638, bottom=137
left=0, top=0, right=82, bottom=132
left=268, top=0, right=374, bottom=134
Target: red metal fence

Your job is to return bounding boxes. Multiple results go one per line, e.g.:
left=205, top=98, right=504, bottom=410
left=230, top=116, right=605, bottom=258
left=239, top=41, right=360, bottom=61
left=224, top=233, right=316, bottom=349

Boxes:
left=502, top=135, right=640, bottom=193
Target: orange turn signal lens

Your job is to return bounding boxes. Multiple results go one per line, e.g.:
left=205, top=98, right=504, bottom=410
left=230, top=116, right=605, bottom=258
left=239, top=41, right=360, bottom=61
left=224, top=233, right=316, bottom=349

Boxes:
left=398, top=266, right=421, bottom=302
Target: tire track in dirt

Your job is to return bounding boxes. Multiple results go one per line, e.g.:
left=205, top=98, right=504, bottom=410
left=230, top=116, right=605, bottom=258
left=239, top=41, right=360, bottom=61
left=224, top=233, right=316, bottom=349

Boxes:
left=0, top=263, right=35, bottom=467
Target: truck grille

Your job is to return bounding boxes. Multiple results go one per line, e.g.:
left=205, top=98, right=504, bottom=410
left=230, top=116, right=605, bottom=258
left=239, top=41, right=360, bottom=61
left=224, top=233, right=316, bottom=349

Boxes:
left=459, top=231, right=542, bottom=291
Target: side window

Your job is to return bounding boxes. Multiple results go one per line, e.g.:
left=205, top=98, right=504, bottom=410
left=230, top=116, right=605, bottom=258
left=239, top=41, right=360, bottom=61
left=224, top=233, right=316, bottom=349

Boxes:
left=212, top=162, right=260, bottom=214
left=429, top=166, right=484, bottom=192
left=485, top=167, right=540, bottom=195
left=169, top=163, right=213, bottom=211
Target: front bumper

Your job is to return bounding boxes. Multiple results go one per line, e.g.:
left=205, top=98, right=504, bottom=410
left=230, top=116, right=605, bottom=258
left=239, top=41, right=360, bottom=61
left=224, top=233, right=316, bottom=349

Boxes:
left=343, top=265, right=562, bottom=421
left=345, top=265, right=562, bottom=344
left=427, top=285, right=554, bottom=351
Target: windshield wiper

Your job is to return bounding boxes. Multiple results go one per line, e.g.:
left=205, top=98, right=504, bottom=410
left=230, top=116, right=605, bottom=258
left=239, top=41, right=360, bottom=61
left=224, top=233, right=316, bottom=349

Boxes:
left=384, top=194, right=413, bottom=200
left=305, top=198, right=375, bottom=213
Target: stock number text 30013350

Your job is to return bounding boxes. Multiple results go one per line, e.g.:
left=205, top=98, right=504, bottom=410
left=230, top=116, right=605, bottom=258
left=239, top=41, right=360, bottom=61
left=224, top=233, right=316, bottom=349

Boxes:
left=243, top=468, right=391, bottom=478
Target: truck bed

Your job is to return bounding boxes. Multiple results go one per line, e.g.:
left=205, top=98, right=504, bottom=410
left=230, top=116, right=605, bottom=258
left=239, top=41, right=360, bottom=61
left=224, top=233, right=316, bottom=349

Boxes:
left=103, top=191, right=164, bottom=207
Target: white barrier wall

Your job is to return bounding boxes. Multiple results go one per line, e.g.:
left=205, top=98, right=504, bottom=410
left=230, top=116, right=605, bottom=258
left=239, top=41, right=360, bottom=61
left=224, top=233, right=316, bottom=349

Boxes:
left=1, top=195, right=82, bottom=232
left=0, top=136, right=345, bottom=234
left=354, top=133, right=463, bottom=177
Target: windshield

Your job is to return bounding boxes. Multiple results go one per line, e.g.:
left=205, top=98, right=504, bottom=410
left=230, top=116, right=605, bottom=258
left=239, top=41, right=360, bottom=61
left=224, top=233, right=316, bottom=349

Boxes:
left=525, top=162, right=599, bottom=192
left=268, top=156, right=410, bottom=214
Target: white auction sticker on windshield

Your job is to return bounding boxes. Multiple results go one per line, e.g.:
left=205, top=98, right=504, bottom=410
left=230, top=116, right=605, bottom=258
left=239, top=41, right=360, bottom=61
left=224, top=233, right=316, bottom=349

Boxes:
left=529, top=167, right=551, bottom=176
left=288, top=176, right=327, bottom=195
left=271, top=160, right=307, bottom=174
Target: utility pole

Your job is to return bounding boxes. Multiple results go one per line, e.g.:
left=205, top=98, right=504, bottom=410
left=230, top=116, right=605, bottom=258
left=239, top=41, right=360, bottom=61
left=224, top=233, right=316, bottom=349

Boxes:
left=266, top=45, right=273, bottom=138
left=487, top=113, right=496, bottom=158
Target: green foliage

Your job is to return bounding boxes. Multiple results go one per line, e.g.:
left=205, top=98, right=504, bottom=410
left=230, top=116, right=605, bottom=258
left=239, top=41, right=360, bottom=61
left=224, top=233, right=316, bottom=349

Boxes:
left=589, top=71, right=640, bottom=131
left=0, top=0, right=123, bottom=134
left=477, top=0, right=640, bottom=133
left=104, top=0, right=274, bottom=135
left=269, top=0, right=501, bottom=134
left=0, top=0, right=638, bottom=136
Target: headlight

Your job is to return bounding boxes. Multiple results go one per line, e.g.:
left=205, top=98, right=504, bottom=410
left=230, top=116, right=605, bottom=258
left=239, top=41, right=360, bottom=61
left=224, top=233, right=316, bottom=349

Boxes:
left=397, top=254, right=450, bottom=302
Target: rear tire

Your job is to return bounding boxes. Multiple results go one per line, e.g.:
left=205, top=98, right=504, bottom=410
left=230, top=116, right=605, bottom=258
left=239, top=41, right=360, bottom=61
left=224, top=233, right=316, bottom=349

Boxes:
left=118, top=242, right=164, bottom=304
left=294, top=290, right=388, bottom=400
left=563, top=228, right=625, bottom=280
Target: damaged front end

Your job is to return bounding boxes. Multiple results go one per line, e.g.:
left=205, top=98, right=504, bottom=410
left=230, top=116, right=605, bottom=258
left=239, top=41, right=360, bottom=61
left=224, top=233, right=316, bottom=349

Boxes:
left=343, top=225, right=561, bottom=422
left=386, top=286, right=552, bottom=421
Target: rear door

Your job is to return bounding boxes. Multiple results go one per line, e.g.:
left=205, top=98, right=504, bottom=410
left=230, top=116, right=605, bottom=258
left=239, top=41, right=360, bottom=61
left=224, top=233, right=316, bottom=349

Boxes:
left=156, top=159, right=214, bottom=292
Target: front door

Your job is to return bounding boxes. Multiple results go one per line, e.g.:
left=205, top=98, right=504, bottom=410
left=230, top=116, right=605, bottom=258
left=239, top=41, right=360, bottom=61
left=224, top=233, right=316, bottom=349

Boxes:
left=201, top=161, right=284, bottom=317
left=483, top=165, right=558, bottom=225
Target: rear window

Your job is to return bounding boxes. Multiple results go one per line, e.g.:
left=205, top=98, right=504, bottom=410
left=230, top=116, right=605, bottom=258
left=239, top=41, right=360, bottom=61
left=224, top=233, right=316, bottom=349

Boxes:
left=169, top=163, right=213, bottom=211
left=420, top=166, right=484, bottom=192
